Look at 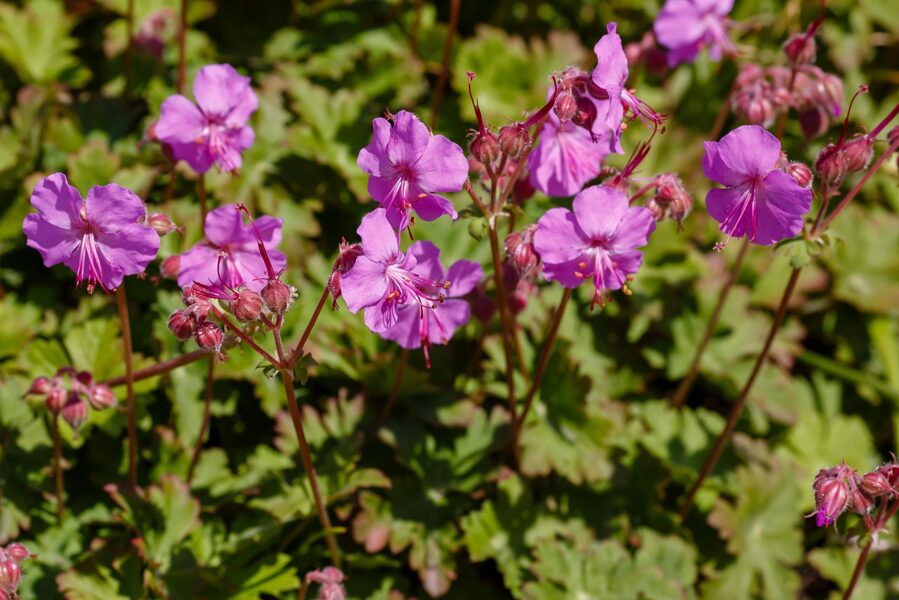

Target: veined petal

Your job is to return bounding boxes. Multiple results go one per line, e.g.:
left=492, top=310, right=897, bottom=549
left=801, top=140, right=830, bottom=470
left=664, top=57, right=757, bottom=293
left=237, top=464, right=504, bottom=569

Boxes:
left=535, top=207, right=591, bottom=265
left=752, top=170, right=811, bottom=245
left=407, top=241, right=445, bottom=282
left=204, top=205, right=249, bottom=247
left=357, top=209, right=400, bottom=264
left=386, top=111, right=430, bottom=168
left=194, top=64, right=253, bottom=120
left=716, top=125, right=781, bottom=179
left=414, top=134, right=468, bottom=193
left=156, top=95, right=206, bottom=145
left=528, top=118, right=606, bottom=198
left=446, top=260, right=483, bottom=297
left=357, top=117, right=394, bottom=178
left=378, top=303, right=421, bottom=349
left=571, top=185, right=628, bottom=240
left=342, top=256, right=390, bottom=313
left=28, top=173, right=83, bottom=228
left=94, top=222, right=161, bottom=279
left=177, top=244, right=220, bottom=289
left=412, top=193, right=457, bottom=222
left=86, top=184, right=148, bottom=232
left=610, top=206, right=656, bottom=251
left=23, top=214, right=81, bottom=268
left=169, top=141, right=215, bottom=174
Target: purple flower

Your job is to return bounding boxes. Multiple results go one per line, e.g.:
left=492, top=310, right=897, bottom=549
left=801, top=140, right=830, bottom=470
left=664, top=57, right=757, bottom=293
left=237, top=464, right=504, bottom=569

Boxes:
left=528, top=113, right=610, bottom=197
left=22, top=173, right=160, bottom=293
left=379, top=241, right=482, bottom=366
left=357, top=110, right=468, bottom=229
left=589, top=23, right=629, bottom=152
left=534, top=185, right=655, bottom=308
left=703, top=125, right=812, bottom=247
left=155, top=64, right=257, bottom=173
left=177, top=205, right=286, bottom=292
left=654, top=0, right=735, bottom=66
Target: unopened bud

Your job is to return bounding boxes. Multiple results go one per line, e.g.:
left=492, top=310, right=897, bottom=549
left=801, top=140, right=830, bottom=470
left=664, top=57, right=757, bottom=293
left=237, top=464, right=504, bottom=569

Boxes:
left=860, top=471, right=893, bottom=497
left=799, top=107, right=830, bottom=139
left=814, top=476, right=849, bottom=527
left=194, top=322, right=223, bottom=352
left=469, top=131, right=499, bottom=165
left=232, top=289, right=263, bottom=322
left=497, top=125, right=529, bottom=160
left=87, top=384, right=116, bottom=410
left=841, top=135, right=874, bottom=172
left=786, top=162, right=813, bottom=188
left=850, top=489, right=874, bottom=515
left=27, top=376, right=54, bottom=396
left=504, top=225, right=539, bottom=279
left=46, top=388, right=65, bottom=414
left=554, top=92, right=577, bottom=122
left=0, top=560, right=21, bottom=594
left=327, top=271, right=344, bottom=310
left=334, top=238, right=363, bottom=275
left=783, top=33, right=816, bottom=65
left=61, top=393, right=88, bottom=430
left=261, top=279, right=292, bottom=314
left=168, top=310, right=196, bottom=341
left=815, top=143, right=848, bottom=188
left=160, top=255, right=180, bottom=279
left=4, top=544, right=29, bottom=563
left=148, top=212, right=177, bottom=236
left=746, top=97, right=775, bottom=127
left=875, top=463, right=899, bottom=489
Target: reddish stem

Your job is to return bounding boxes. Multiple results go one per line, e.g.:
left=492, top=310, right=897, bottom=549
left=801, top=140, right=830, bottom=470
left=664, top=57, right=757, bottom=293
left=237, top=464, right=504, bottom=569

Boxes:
left=287, top=287, right=330, bottom=368
left=210, top=306, right=280, bottom=366
left=843, top=499, right=899, bottom=600
left=101, top=350, right=207, bottom=387
left=488, top=223, right=519, bottom=455
left=116, top=285, right=138, bottom=488
left=52, top=414, right=64, bottom=520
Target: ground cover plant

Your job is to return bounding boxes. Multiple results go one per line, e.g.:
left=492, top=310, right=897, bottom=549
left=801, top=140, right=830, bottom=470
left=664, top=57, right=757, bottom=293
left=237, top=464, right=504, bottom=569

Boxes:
left=1, top=0, right=898, bottom=598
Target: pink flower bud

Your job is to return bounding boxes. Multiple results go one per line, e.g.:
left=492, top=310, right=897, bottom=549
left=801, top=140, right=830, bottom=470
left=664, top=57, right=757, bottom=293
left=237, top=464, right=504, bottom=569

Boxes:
left=469, top=131, right=499, bottom=165
left=0, top=560, right=21, bottom=594
left=554, top=92, right=577, bottom=122
left=814, top=477, right=849, bottom=527
left=87, top=384, right=116, bottom=410
left=27, top=376, right=54, bottom=396
left=799, top=107, right=830, bottom=139
left=61, top=393, right=88, bottom=430
left=815, top=143, right=848, bottom=188
left=497, top=125, right=529, bottom=160
left=194, top=322, right=223, bottom=352
left=305, top=566, right=346, bottom=600
left=875, top=463, right=899, bottom=489
left=786, top=162, right=813, bottom=189
left=232, top=289, right=263, bottom=322
left=333, top=239, right=362, bottom=275
left=850, top=489, right=874, bottom=515
left=841, top=135, right=874, bottom=172
left=46, top=388, right=65, bottom=414
left=783, top=33, right=816, bottom=65
left=147, top=212, right=177, bottom=236
left=3, top=544, right=29, bottom=563
left=160, top=255, right=180, bottom=279
left=504, top=225, right=539, bottom=279
left=261, top=280, right=293, bottom=314
left=168, top=310, right=196, bottom=341
left=860, top=471, right=893, bottom=497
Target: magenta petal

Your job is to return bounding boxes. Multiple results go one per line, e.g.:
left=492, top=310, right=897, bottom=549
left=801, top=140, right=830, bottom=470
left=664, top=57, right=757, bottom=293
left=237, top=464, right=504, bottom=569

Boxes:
left=86, top=184, right=148, bottom=232
left=542, top=255, right=590, bottom=288
left=706, top=186, right=753, bottom=239
left=204, top=206, right=248, bottom=247
left=363, top=297, right=399, bottom=332
left=654, top=0, right=708, bottom=51
left=446, top=260, right=483, bottom=297
left=95, top=223, right=161, bottom=279
left=385, top=111, right=430, bottom=168
left=342, top=257, right=390, bottom=314
left=414, top=134, right=468, bottom=193
left=528, top=118, right=606, bottom=197
left=534, top=207, right=589, bottom=264
left=357, top=118, right=393, bottom=178
left=28, top=173, right=83, bottom=228
left=407, top=241, right=444, bottom=282
left=571, top=186, right=629, bottom=240
left=752, top=170, right=811, bottom=245
left=194, top=64, right=252, bottom=119
left=357, top=210, right=399, bottom=264
left=61, top=241, right=125, bottom=290
left=610, top=207, right=656, bottom=251
left=169, top=141, right=215, bottom=174
left=428, top=299, right=471, bottom=344
left=250, top=215, right=284, bottom=247
left=606, top=250, right=644, bottom=287
left=177, top=244, right=219, bottom=288
left=379, top=304, right=421, bottom=349
left=219, top=249, right=277, bottom=291
left=23, top=214, right=81, bottom=267
left=413, top=193, right=457, bottom=222
left=156, top=95, right=206, bottom=144
left=591, top=22, right=628, bottom=94
left=716, top=125, right=781, bottom=179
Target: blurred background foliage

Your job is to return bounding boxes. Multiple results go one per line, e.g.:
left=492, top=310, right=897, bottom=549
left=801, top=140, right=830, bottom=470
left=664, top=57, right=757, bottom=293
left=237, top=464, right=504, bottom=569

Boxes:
left=0, top=0, right=898, bottom=598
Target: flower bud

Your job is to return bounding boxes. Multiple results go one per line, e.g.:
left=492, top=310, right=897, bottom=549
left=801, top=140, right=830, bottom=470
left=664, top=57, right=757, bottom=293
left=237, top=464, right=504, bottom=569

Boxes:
left=160, top=255, right=180, bottom=279
left=786, top=162, right=813, bottom=189
left=814, top=476, right=849, bottom=527
left=334, top=239, right=363, bottom=275
left=4, top=544, right=29, bottom=563
left=841, top=135, right=874, bottom=172
left=61, top=392, right=88, bottom=430
left=148, top=212, right=177, bottom=236
left=232, top=289, right=263, bottom=322
left=799, top=107, right=830, bottom=139
left=850, top=489, right=874, bottom=515
left=87, top=384, right=116, bottom=410
left=554, top=92, right=577, bottom=122
left=504, top=225, right=539, bottom=279
left=0, top=560, right=21, bottom=594
left=469, top=131, right=499, bottom=165
left=46, top=388, right=65, bottom=414
left=168, top=310, right=196, bottom=341
left=497, top=125, right=530, bottom=160
left=261, top=280, right=293, bottom=314
left=875, top=463, right=899, bottom=489
left=194, top=322, right=223, bottom=352
left=746, top=97, right=775, bottom=127
left=815, top=143, right=848, bottom=188
left=783, top=33, right=816, bottom=65
left=860, top=471, right=893, bottom=497
left=27, top=376, right=54, bottom=396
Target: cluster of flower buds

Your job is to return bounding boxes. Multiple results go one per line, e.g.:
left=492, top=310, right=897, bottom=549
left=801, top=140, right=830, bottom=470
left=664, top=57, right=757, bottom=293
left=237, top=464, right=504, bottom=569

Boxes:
left=812, top=461, right=899, bottom=528
left=731, top=63, right=843, bottom=137
left=25, top=368, right=116, bottom=429
left=0, top=542, right=31, bottom=600
left=327, top=238, right=363, bottom=310
left=305, top=567, right=346, bottom=600
left=813, top=86, right=877, bottom=190
left=503, top=225, right=541, bottom=314
left=624, top=32, right=668, bottom=77
left=645, top=173, right=693, bottom=225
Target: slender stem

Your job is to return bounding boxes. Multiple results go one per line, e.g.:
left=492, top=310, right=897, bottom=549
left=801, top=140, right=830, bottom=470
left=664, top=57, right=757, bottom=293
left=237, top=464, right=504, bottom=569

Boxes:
left=198, top=174, right=208, bottom=223
left=818, top=137, right=899, bottom=232
left=177, top=0, right=188, bottom=94
left=463, top=180, right=490, bottom=216
left=671, top=238, right=751, bottom=408
left=380, top=349, right=409, bottom=422
left=101, top=349, right=207, bottom=387
left=517, top=288, right=573, bottom=430
left=488, top=223, right=519, bottom=451
left=429, top=0, right=460, bottom=129
left=677, top=267, right=802, bottom=519
left=210, top=306, right=280, bottom=366
left=52, top=414, right=64, bottom=520
left=279, top=366, right=342, bottom=568
left=123, top=0, right=135, bottom=96
left=843, top=500, right=899, bottom=600
left=187, top=356, right=215, bottom=484
left=287, top=287, right=330, bottom=368
left=116, top=285, right=138, bottom=488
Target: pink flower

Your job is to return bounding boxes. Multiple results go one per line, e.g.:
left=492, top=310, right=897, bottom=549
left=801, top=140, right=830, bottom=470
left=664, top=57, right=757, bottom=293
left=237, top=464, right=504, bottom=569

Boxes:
left=22, top=173, right=160, bottom=293
left=534, top=185, right=655, bottom=308
left=654, top=0, right=735, bottom=66
left=305, top=567, right=346, bottom=600
left=177, top=205, right=286, bottom=292
left=378, top=241, right=482, bottom=367
left=155, top=64, right=257, bottom=173
left=703, top=125, right=812, bottom=247
left=528, top=113, right=610, bottom=197
left=357, top=110, right=468, bottom=229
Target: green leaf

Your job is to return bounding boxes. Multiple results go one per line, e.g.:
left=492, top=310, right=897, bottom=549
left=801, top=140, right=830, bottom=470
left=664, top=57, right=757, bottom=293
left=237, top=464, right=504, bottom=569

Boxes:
left=0, top=0, right=83, bottom=84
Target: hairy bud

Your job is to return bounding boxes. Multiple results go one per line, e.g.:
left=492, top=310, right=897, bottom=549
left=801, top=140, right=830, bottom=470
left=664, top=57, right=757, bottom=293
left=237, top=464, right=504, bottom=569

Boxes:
left=232, top=289, right=263, bottom=322
left=554, top=92, right=577, bottom=122
left=46, top=388, right=65, bottom=415
left=859, top=471, right=893, bottom=498
left=148, top=212, right=177, bottom=236
left=194, top=322, right=223, bottom=352
left=61, top=393, right=88, bottom=430
left=815, top=143, right=848, bottom=188
left=160, top=255, right=180, bottom=280
left=783, top=33, right=816, bottom=65
left=469, top=131, right=499, bottom=165
left=168, top=310, right=196, bottom=341
left=27, top=376, right=54, bottom=396
left=497, top=125, right=530, bottom=160
left=261, top=280, right=293, bottom=314
left=504, top=225, right=540, bottom=280
left=4, top=544, right=29, bottom=563
left=0, top=560, right=21, bottom=594
left=786, top=162, right=813, bottom=189
left=841, top=135, right=874, bottom=172
left=814, top=476, right=849, bottom=527
left=87, top=384, right=116, bottom=410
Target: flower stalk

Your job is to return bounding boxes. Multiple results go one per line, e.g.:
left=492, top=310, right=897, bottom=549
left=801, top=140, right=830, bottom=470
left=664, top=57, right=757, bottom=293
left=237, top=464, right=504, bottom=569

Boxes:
left=187, top=356, right=215, bottom=484
left=51, top=413, right=64, bottom=519
left=115, top=285, right=138, bottom=488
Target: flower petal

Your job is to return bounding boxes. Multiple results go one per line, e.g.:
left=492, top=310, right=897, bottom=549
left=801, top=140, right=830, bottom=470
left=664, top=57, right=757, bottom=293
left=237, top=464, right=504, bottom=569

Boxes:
left=571, top=185, right=628, bottom=240
left=591, top=22, right=628, bottom=94
left=204, top=205, right=249, bottom=247
left=541, top=254, right=591, bottom=288
left=446, top=260, right=483, bottom=297
left=23, top=214, right=81, bottom=268
left=169, top=141, right=215, bottom=174
left=357, top=117, right=394, bottom=178
left=716, top=125, right=781, bottom=179
left=528, top=118, right=606, bottom=198
left=378, top=303, right=421, bottom=349
left=412, top=193, right=457, bottom=222
left=386, top=111, right=430, bottom=168
left=535, top=207, right=590, bottom=265
left=407, top=241, right=445, bottom=282
left=342, top=257, right=390, bottom=314
left=95, top=223, right=161, bottom=279
left=28, top=173, right=83, bottom=228
left=86, top=184, right=149, bottom=232
left=156, top=95, right=206, bottom=145
left=177, top=244, right=219, bottom=289
left=357, top=209, right=399, bottom=264
left=194, top=64, right=253, bottom=120
left=427, top=299, right=471, bottom=344
left=610, top=206, right=656, bottom=251
left=414, top=134, right=468, bottom=193
left=752, top=170, right=811, bottom=245
left=706, top=186, right=754, bottom=239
